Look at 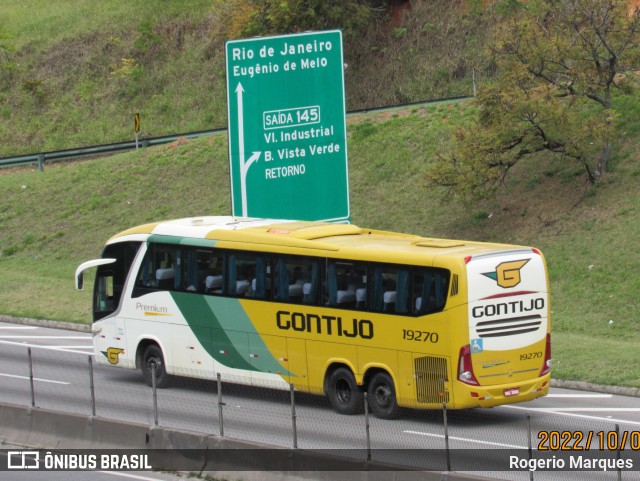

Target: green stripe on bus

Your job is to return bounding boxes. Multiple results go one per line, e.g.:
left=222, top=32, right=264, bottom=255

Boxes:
left=170, top=292, right=292, bottom=376
left=148, top=235, right=217, bottom=248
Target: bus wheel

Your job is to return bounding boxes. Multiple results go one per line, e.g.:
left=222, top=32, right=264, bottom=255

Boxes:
left=142, top=345, right=171, bottom=388
left=327, top=367, right=363, bottom=415
left=367, top=372, right=399, bottom=419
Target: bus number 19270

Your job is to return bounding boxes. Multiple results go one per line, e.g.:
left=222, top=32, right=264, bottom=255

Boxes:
left=402, top=329, right=439, bottom=343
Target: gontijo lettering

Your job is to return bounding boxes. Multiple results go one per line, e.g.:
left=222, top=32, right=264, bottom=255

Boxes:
left=276, top=310, right=373, bottom=339
left=472, top=298, right=545, bottom=318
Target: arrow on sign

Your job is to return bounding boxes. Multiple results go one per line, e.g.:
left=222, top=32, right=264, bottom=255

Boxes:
left=236, top=82, right=261, bottom=217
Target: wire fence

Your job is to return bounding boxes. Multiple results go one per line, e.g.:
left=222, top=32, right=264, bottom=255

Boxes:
left=3, top=346, right=640, bottom=479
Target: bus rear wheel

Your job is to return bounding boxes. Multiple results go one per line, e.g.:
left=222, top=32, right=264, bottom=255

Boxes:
left=141, top=344, right=171, bottom=388
left=367, top=372, right=399, bottom=419
left=327, top=367, right=363, bottom=415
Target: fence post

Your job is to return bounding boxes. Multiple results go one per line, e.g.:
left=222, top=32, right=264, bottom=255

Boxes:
left=37, top=154, right=44, bottom=172
left=290, top=383, right=298, bottom=449
left=88, top=355, right=96, bottom=416
left=527, top=415, right=534, bottom=481
left=615, top=424, right=622, bottom=481
left=364, top=392, right=371, bottom=461
left=151, top=362, right=158, bottom=426
left=217, top=373, right=224, bottom=437
left=27, top=347, right=36, bottom=408
left=442, top=402, right=450, bottom=471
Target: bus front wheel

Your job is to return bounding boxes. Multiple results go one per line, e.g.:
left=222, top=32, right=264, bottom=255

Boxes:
left=327, top=367, right=363, bottom=415
left=141, top=344, right=171, bottom=388
left=367, top=372, right=399, bottom=419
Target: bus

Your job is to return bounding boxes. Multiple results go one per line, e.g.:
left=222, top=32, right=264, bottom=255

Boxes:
left=75, top=216, right=551, bottom=419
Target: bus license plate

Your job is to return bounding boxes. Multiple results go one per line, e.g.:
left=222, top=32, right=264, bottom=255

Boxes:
left=504, top=388, right=520, bottom=397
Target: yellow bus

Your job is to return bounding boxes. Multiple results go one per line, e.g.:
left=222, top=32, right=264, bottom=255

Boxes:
left=75, top=216, right=551, bottom=419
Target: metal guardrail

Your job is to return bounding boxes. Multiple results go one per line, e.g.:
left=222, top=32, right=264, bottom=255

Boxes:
left=0, top=96, right=471, bottom=171
left=0, top=128, right=226, bottom=171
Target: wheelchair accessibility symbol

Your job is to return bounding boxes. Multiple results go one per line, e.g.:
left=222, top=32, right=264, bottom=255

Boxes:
left=471, top=338, right=483, bottom=354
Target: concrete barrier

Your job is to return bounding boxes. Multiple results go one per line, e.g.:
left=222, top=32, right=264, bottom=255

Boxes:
left=0, top=401, right=496, bottom=481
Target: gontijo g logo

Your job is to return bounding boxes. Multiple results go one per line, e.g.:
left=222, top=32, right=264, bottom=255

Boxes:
left=482, top=259, right=530, bottom=288
left=102, top=347, right=124, bottom=365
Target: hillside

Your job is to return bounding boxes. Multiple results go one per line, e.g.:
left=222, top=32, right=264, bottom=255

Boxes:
left=0, top=1, right=487, bottom=157
left=1, top=1, right=639, bottom=389
left=2, top=98, right=640, bottom=388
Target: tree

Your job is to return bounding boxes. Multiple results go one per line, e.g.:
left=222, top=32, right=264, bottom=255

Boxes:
left=428, top=0, right=640, bottom=199
left=0, top=23, right=16, bottom=89
left=213, top=0, right=388, bottom=40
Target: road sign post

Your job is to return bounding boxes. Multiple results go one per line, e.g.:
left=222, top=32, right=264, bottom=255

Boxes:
left=134, top=113, right=140, bottom=150
left=226, top=30, right=349, bottom=222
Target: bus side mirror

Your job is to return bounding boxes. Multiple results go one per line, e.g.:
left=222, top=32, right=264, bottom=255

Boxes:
left=75, top=258, right=116, bottom=291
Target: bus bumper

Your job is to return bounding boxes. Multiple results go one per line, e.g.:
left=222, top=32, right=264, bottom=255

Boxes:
left=457, top=374, right=551, bottom=408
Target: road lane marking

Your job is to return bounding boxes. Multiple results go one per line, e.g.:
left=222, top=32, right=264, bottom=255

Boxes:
left=0, top=335, right=91, bottom=339
left=0, top=372, right=70, bottom=385
left=0, top=339, right=95, bottom=356
left=404, top=430, right=527, bottom=449
left=0, top=326, right=38, bottom=330
left=515, top=407, right=640, bottom=412
left=49, top=345, right=93, bottom=349
left=98, top=472, right=175, bottom=481
left=502, top=405, right=640, bottom=427
left=547, top=394, right=612, bottom=398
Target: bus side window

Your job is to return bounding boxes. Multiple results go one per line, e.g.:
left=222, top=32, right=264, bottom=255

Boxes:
left=94, top=241, right=141, bottom=320
left=270, top=255, right=319, bottom=304
left=179, top=248, right=217, bottom=293
left=95, top=270, right=114, bottom=312
left=204, top=253, right=225, bottom=295
left=302, top=260, right=320, bottom=305
left=132, top=243, right=178, bottom=297
left=371, top=264, right=409, bottom=313
left=227, top=252, right=260, bottom=297
left=326, top=260, right=365, bottom=308
left=250, top=255, right=270, bottom=299
left=413, top=268, right=450, bottom=315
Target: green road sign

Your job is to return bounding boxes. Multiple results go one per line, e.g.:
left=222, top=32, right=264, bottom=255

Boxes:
left=226, top=30, right=349, bottom=222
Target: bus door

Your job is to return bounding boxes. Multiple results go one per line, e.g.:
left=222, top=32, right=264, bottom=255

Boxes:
left=248, top=333, right=291, bottom=388
left=211, top=328, right=252, bottom=384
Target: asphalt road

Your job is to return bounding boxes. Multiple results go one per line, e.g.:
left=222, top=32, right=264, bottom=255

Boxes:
left=1, top=321, right=639, bottom=480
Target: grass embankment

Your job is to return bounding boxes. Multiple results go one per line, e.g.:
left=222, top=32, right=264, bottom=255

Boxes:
left=2, top=99, right=640, bottom=388
left=0, top=1, right=486, bottom=157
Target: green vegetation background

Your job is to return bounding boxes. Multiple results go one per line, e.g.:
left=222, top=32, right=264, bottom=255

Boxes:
left=1, top=1, right=639, bottom=388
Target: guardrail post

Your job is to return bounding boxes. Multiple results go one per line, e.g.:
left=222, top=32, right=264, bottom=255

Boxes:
left=364, top=392, right=371, bottom=461
left=290, top=383, right=298, bottom=449
left=27, top=347, right=36, bottom=407
left=472, top=68, right=477, bottom=97
left=88, top=355, right=96, bottom=416
left=151, top=362, right=158, bottom=426
left=217, top=373, right=224, bottom=437
left=442, top=402, right=450, bottom=471
left=37, top=154, right=44, bottom=172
